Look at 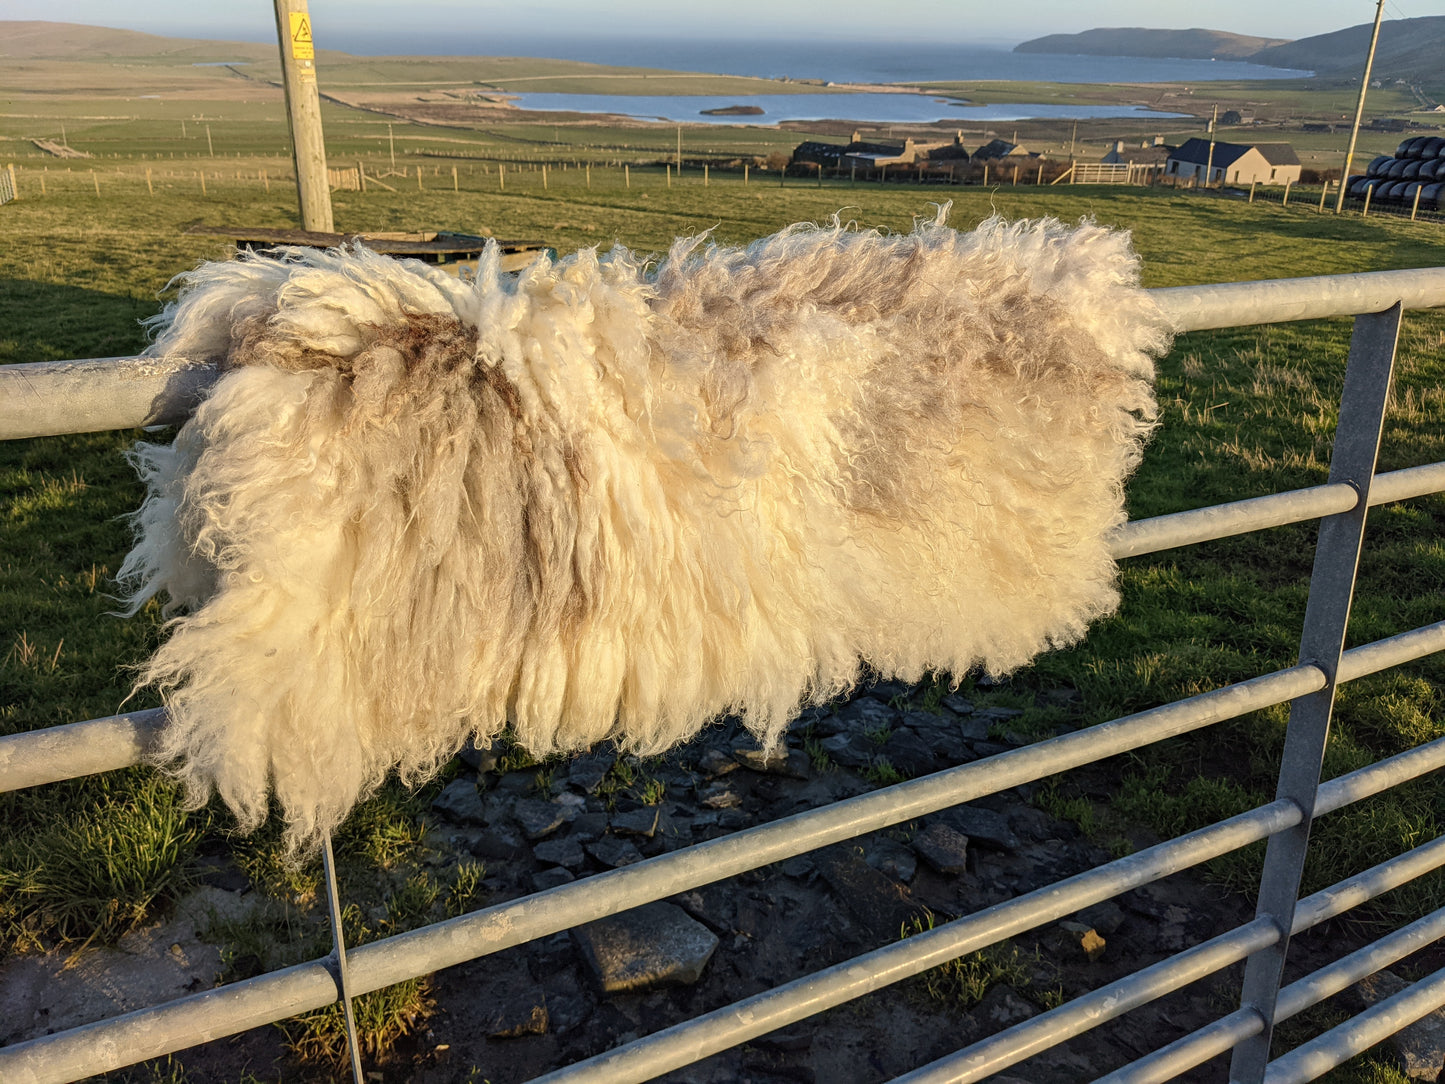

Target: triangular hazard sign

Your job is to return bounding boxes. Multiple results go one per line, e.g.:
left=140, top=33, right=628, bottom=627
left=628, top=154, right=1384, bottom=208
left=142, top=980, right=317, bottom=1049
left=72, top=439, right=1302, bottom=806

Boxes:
left=292, top=15, right=312, bottom=43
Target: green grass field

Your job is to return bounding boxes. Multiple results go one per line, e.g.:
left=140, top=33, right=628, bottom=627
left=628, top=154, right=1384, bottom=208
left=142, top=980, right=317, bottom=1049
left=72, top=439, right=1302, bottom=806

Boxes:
left=3, top=108, right=1445, bottom=1081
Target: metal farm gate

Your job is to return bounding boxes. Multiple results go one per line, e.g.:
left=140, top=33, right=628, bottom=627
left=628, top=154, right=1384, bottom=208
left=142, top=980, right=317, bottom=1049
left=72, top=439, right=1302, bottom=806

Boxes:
left=1, top=266, right=1445, bottom=1083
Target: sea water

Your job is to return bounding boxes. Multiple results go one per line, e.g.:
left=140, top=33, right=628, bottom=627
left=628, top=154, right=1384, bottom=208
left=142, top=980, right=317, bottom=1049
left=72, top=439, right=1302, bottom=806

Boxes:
left=504, top=92, right=1193, bottom=125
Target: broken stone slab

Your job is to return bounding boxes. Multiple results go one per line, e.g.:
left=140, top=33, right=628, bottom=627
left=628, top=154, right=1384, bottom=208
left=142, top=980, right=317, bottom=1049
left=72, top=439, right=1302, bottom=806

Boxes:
left=533, top=835, right=587, bottom=871
left=864, top=837, right=918, bottom=884
left=837, top=697, right=901, bottom=734
left=734, top=745, right=812, bottom=780
left=696, top=781, right=742, bottom=809
left=532, top=867, right=575, bottom=892
left=611, top=806, right=662, bottom=838
left=468, top=827, right=529, bottom=862
left=1344, top=969, right=1445, bottom=1081
left=568, top=810, right=610, bottom=842
left=574, top=902, right=719, bottom=995
left=0, top=886, right=246, bottom=1045
left=815, top=847, right=927, bottom=937
left=912, top=822, right=970, bottom=875
left=514, top=798, right=570, bottom=841
left=567, top=752, right=614, bottom=793
left=486, top=986, right=549, bottom=1038
left=586, top=837, right=645, bottom=869
left=864, top=679, right=914, bottom=702
left=941, top=694, right=976, bottom=716
left=432, top=778, right=487, bottom=824
left=696, top=748, right=739, bottom=776
left=879, top=728, right=938, bottom=777
left=1075, top=900, right=1126, bottom=937
left=936, top=806, right=1020, bottom=852
left=818, top=732, right=874, bottom=770
left=457, top=739, right=499, bottom=773
left=975, top=984, right=1038, bottom=1030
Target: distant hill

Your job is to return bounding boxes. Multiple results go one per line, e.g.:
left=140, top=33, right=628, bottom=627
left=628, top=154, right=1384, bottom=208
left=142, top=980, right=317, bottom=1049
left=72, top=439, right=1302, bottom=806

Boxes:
left=1015, top=17, right=1445, bottom=86
left=0, top=20, right=274, bottom=61
left=1014, top=28, right=1289, bottom=61
left=1250, top=16, right=1445, bottom=82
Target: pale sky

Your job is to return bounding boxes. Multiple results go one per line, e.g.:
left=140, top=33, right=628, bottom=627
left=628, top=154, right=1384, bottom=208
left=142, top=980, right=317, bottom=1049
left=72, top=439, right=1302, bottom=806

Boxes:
left=5, top=0, right=1429, bottom=48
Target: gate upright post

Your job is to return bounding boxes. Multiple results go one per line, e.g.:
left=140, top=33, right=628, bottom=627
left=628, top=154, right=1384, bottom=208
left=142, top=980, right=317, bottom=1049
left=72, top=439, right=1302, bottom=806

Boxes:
left=1228, top=303, right=1403, bottom=1082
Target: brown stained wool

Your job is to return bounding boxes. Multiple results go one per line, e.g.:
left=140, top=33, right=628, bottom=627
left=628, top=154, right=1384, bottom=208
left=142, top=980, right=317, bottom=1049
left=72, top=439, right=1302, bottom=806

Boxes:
left=121, top=212, right=1171, bottom=851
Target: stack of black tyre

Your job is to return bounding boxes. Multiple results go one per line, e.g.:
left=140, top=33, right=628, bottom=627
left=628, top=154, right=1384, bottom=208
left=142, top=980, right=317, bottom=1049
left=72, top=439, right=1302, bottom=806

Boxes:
left=1345, top=135, right=1445, bottom=210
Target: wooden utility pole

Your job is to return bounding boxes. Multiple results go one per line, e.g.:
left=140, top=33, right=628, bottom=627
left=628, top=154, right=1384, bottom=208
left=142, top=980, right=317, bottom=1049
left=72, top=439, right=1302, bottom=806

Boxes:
left=1336, top=0, right=1387, bottom=213
left=1204, top=104, right=1218, bottom=188
left=273, top=0, right=333, bottom=232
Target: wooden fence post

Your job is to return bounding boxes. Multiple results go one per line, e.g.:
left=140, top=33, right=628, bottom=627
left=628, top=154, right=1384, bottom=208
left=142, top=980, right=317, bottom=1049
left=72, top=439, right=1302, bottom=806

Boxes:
left=667, top=164, right=671, bottom=187
left=744, top=162, right=749, bottom=185
left=1361, top=184, right=1373, bottom=217
left=1282, top=178, right=1291, bottom=207
left=417, top=165, right=423, bottom=191
left=499, top=163, right=505, bottom=190
left=624, top=164, right=630, bottom=188
left=1318, top=180, right=1330, bottom=213
left=585, top=162, right=590, bottom=189
left=541, top=164, right=546, bottom=190
left=199, top=171, right=206, bottom=196
left=1249, top=181, right=1256, bottom=203
left=453, top=165, right=459, bottom=192
left=1411, top=185, right=1422, bottom=221
left=705, top=163, right=709, bottom=187
left=91, top=169, right=100, bottom=196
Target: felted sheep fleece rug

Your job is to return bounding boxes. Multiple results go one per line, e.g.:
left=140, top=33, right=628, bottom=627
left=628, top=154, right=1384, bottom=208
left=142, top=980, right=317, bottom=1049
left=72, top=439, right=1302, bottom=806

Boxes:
left=121, top=212, right=1172, bottom=851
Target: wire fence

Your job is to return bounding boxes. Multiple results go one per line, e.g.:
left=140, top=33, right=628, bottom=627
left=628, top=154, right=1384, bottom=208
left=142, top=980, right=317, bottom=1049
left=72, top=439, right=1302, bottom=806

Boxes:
left=1, top=266, right=1444, bottom=1083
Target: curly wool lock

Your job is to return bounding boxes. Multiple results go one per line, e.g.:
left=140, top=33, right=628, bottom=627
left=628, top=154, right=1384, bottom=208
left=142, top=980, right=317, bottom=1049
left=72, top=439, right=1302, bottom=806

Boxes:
left=121, top=213, right=1171, bottom=851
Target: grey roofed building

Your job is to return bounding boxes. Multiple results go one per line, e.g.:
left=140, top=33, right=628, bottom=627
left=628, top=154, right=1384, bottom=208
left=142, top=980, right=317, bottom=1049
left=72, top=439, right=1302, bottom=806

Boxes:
left=971, top=138, right=1029, bottom=160
left=1166, top=137, right=1301, bottom=186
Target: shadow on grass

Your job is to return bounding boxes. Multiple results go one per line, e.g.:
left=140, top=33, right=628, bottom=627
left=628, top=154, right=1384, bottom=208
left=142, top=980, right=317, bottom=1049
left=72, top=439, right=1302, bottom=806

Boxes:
left=0, top=278, right=161, bottom=366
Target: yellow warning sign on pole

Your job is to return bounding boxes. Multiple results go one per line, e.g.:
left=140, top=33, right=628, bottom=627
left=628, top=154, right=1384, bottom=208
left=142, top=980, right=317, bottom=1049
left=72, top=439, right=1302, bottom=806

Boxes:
left=289, top=12, right=315, bottom=60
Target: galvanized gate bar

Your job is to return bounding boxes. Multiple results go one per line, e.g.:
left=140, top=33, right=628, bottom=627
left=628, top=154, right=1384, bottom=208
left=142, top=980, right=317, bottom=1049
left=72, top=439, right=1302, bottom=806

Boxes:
left=1229, top=303, right=1402, bottom=1084
left=525, top=802, right=1304, bottom=1084
left=0, top=355, right=216, bottom=440
left=2, top=267, right=1444, bottom=1083
left=24, top=617, right=1445, bottom=798
left=0, top=708, right=164, bottom=791
left=1312, top=733, right=1445, bottom=817
left=0, top=957, right=341, bottom=1084
left=1367, top=460, right=1445, bottom=506
left=0, top=667, right=1322, bottom=1084
left=1262, top=966, right=1445, bottom=1084
left=887, top=919, right=1281, bottom=1084
left=1147, top=265, right=1445, bottom=331
left=1097, top=905, right=1445, bottom=1084
left=4, top=267, right=1445, bottom=442
left=1336, top=620, right=1445, bottom=685
left=1111, top=457, right=1445, bottom=559
left=1084, top=832, right=1445, bottom=1084
left=894, top=810, right=1445, bottom=1084
left=521, top=708, right=1444, bottom=1084
left=1110, top=484, right=1357, bottom=558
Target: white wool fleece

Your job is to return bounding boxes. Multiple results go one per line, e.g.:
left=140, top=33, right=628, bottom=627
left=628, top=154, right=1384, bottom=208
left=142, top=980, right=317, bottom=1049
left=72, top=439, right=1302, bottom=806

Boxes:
left=120, top=212, right=1171, bottom=851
